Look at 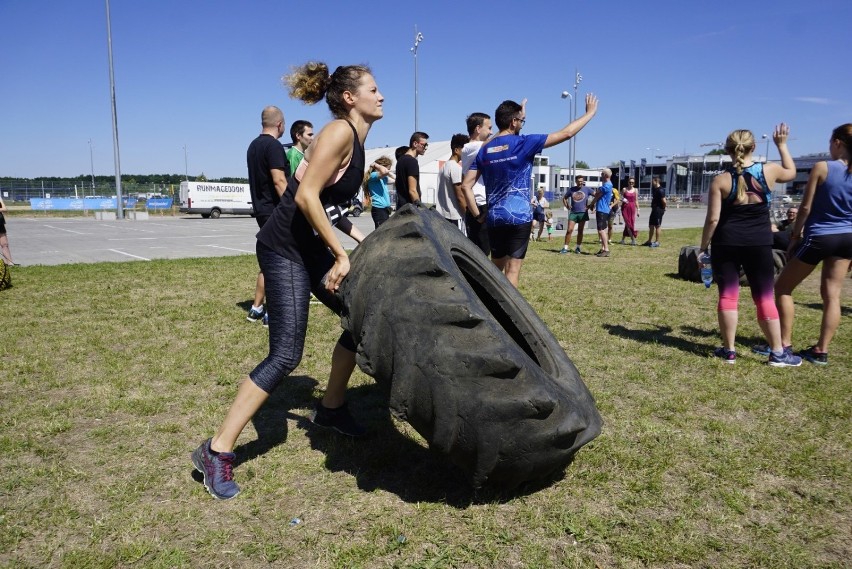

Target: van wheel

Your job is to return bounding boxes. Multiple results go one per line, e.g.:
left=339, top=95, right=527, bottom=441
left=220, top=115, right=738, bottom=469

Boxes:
left=201, top=213, right=211, bottom=219
left=209, top=208, right=221, bottom=219
left=339, top=205, right=602, bottom=490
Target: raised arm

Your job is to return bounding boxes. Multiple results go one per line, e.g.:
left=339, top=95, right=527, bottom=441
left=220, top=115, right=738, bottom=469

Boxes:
left=371, top=161, right=395, bottom=180
left=764, top=123, right=797, bottom=185
left=544, top=94, right=599, bottom=149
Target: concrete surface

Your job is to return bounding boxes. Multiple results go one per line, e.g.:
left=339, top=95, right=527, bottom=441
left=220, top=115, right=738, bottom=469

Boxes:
left=5, top=207, right=707, bottom=267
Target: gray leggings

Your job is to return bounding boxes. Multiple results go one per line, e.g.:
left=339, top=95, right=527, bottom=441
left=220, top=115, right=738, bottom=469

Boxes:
left=249, top=242, right=355, bottom=393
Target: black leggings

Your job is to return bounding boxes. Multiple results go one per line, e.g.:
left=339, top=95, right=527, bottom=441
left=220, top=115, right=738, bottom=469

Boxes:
left=249, top=242, right=355, bottom=393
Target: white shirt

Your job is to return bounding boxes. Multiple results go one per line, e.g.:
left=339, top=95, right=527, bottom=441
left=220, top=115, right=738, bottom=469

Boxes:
left=436, top=159, right=465, bottom=220
left=461, top=141, right=486, bottom=206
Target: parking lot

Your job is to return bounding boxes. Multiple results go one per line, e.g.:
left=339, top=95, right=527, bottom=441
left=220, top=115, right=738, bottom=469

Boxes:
left=7, top=207, right=708, bottom=267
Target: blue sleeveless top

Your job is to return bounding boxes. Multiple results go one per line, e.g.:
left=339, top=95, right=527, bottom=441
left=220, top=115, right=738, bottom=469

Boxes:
left=805, top=160, right=852, bottom=237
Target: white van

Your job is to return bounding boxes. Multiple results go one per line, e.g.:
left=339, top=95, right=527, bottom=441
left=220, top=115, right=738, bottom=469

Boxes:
left=179, top=181, right=253, bottom=218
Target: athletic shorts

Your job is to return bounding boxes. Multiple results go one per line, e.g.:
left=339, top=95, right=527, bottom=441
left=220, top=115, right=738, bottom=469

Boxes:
left=489, top=222, right=533, bottom=259
left=794, top=232, right=852, bottom=265
left=648, top=207, right=665, bottom=227
left=568, top=211, right=589, bottom=223
left=533, top=210, right=546, bottom=222
left=596, top=212, right=609, bottom=231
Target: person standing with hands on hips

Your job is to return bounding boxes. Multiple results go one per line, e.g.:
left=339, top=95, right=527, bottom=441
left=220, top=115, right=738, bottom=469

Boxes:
left=699, top=124, right=800, bottom=366
left=191, top=62, right=382, bottom=500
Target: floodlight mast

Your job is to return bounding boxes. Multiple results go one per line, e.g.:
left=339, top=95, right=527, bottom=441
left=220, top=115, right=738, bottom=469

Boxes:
left=411, top=27, right=424, bottom=132
left=105, top=0, right=123, bottom=219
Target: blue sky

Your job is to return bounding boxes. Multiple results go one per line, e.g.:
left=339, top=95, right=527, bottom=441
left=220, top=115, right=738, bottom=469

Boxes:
left=2, top=0, right=850, bottom=179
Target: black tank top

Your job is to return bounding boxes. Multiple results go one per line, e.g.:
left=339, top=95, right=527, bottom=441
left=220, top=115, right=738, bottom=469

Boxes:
left=712, top=163, right=772, bottom=247
left=257, top=120, right=365, bottom=265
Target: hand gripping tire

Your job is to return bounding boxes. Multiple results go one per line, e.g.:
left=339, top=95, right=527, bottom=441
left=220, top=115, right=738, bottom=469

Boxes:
left=338, top=205, right=602, bottom=490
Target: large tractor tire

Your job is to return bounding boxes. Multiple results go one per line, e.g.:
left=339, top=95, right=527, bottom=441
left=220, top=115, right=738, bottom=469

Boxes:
left=338, top=205, right=602, bottom=490
left=678, top=245, right=702, bottom=283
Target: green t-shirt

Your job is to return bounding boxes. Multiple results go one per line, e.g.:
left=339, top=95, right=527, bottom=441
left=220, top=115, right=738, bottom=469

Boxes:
left=286, top=146, right=304, bottom=177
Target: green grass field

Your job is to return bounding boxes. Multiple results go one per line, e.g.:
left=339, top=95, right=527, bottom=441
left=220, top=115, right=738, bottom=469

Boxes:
left=1, top=227, right=849, bottom=568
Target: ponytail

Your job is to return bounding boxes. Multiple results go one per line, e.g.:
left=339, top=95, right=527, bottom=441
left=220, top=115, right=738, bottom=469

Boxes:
left=725, top=129, right=756, bottom=204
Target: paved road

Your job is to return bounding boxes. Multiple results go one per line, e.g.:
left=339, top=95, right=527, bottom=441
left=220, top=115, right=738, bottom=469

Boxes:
left=7, top=207, right=707, bottom=266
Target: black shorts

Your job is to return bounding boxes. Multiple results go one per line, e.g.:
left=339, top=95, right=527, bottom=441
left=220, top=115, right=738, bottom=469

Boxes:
left=794, top=232, right=852, bottom=265
left=533, top=210, right=545, bottom=222
left=648, top=207, right=665, bottom=227
left=595, top=211, right=609, bottom=231
left=255, top=214, right=270, bottom=229
left=489, top=222, right=533, bottom=259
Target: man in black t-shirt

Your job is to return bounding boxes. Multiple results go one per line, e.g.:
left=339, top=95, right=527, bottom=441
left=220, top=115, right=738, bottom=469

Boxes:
left=245, top=105, right=289, bottom=324
left=643, top=176, right=667, bottom=247
left=395, top=131, right=429, bottom=209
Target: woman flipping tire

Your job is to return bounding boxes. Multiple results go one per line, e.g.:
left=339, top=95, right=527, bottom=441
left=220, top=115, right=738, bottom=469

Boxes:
left=339, top=204, right=602, bottom=490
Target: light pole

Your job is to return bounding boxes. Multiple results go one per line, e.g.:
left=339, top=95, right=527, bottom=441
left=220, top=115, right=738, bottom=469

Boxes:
left=88, top=139, right=96, bottom=196
left=410, top=27, right=424, bottom=132
left=572, top=70, right=582, bottom=186
left=183, top=145, right=188, bottom=181
left=761, top=134, right=770, bottom=163
left=105, top=0, right=123, bottom=219
left=560, top=91, right=573, bottom=188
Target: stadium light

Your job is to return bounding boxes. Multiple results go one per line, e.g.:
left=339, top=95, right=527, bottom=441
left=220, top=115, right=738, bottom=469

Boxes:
left=411, top=27, right=424, bottom=132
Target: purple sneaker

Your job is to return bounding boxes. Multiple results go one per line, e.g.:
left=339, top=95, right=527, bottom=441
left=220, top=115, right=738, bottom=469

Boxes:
left=712, top=347, right=736, bottom=364
left=192, top=439, right=240, bottom=500
left=768, top=350, right=803, bottom=368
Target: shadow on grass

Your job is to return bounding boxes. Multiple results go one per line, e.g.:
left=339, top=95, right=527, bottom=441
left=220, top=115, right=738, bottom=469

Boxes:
left=297, top=382, right=570, bottom=507
left=191, top=375, right=318, bottom=487
left=604, top=323, right=712, bottom=355
left=195, top=375, right=317, bottom=464
left=193, top=378, right=581, bottom=506
left=233, top=375, right=320, bottom=467
left=801, top=301, right=851, bottom=317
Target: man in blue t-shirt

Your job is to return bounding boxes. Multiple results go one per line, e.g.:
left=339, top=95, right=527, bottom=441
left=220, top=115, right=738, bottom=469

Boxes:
left=462, top=95, right=599, bottom=286
left=589, top=168, right=613, bottom=257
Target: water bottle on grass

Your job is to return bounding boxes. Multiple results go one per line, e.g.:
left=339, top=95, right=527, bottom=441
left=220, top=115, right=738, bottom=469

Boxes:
left=699, top=251, right=713, bottom=288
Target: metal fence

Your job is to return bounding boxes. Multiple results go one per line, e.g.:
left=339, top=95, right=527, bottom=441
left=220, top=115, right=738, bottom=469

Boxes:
left=0, top=179, right=178, bottom=202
